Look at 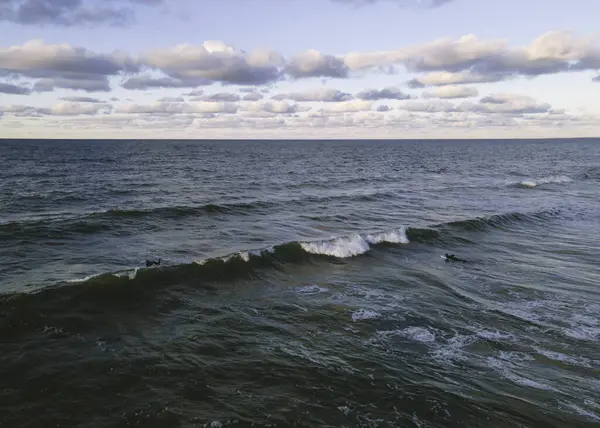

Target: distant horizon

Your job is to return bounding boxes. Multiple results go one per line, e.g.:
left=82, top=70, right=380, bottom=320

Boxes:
left=2, top=136, right=599, bottom=142
left=1, top=0, right=599, bottom=139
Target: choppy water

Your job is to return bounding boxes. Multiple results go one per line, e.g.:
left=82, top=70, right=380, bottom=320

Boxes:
left=1, top=138, right=600, bottom=428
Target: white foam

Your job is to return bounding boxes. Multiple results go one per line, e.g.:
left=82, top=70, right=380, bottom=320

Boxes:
left=430, top=334, right=475, bottom=364
left=114, top=268, right=139, bottom=279
left=300, top=228, right=409, bottom=258
left=295, top=284, right=329, bottom=294
left=519, top=175, right=573, bottom=188
left=352, top=309, right=381, bottom=321
left=398, top=326, right=436, bottom=343
left=66, top=273, right=101, bottom=283
left=476, top=330, right=514, bottom=341
left=301, top=233, right=371, bottom=258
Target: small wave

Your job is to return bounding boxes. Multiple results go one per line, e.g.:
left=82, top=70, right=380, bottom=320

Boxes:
left=300, top=228, right=409, bottom=258
left=517, top=175, right=573, bottom=188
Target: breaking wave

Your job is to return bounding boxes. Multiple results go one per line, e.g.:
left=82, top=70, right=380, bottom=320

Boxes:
left=516, top=175, right=573, bottom=188
left=0, top=207, right=564, bottom=308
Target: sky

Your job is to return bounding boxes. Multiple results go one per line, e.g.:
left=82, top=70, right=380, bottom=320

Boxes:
left=1, top=0, right=599, bottom=139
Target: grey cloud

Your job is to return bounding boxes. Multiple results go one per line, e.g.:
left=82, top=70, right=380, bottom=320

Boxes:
left=122, top=75, right=209, bottom=90
left=407, top=71, right=508, bottom=87
left=376, top=105, right=391, bottom=112
left=347, top=31, right=600, bottom=84
left=0, top=39, right=138, bottom=76
left=242, top=92, right=264, bottom=101
left=0, top=0, right=163, bottom=27
left=203, top=92, right=242, bottom=102
left=33, top=77, right=110, bottom=92
left=0, top=81, right=30, bottom=94
left=183, top=89, right=204, bottom=97
left=60, top=96, right=104, bottom=103
left=142, top=42, right=284, bottom=86
left=593, top=75, right=600, bottom=82
left=158, top=96, right=184, bottom=102
left=1, top=101, right=108, bottom=116
left=356, top=87, right=412, bottom=100
left=272, top=88, right=353, bottom=102
left=0, top=39, right=138, bottom=93
left=467, top=93, right=552, bottom=114
left=285, top=50, right=348, bottom=79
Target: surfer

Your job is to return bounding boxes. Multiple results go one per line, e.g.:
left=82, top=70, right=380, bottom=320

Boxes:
left=145, top=258, right=161, bottom=267
left=444, top=253, right=467, bottom=263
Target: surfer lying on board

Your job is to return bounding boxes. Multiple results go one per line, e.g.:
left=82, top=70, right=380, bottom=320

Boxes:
left=444, top=253, right=467, bottom=262
left=145, top=258, right=161, bottom=267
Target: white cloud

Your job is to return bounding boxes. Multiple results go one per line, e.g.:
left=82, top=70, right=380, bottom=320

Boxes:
left=244, top=101, right=299, bottom=114
left=116, top=101, right=238, bottom=115
left=319, top=100, right=374, bottom=113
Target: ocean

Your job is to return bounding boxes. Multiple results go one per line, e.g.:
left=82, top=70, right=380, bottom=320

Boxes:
left=1, top=138, right=599, bottom=428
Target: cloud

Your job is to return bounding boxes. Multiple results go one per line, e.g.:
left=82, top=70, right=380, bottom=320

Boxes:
left=344, top=31, right=600, bottom=84
left=376, top=105, right=391, bottom=112
left=244, top=101, right=299, bottom=114
left=593, top=75, right=600, bottom=82
left=3, top=31, right=597, bottom=95
left=0, top=81, right=30, bottom=94
left=141, top=41, right=283, bottom=86
left=0, top=0, right=163, bottom=27
left=49, top=101, right=111, bottom=115
left=472, top=93, right=552, bottom=114
left=242, top=92, right=264, bottom=101
left=285, top=50, right=348, bottom=79
left=330, top=0, right=455, bottom=8
left=407, top=70, right=507, bottom=87
left=202, top=92, right=242, bottom=102
left=272, top=88, right=353, bottom=102
left=319, top=100, right=374, bottom=113
left=1, top=101, right=109, bottom=115
left=59, top=96, right=104, bottom=103
left=422, top=85, right=478, bottom=99
left=400, top=93, right=553, bottom=115
left=121, top=74, right=208, bottom=90
left=0, top=39, right=138, bottom=93
left=356, top=86, right=412, bottom=100
left=158, top=96, right=184, bottom=102
left=401, top=100, right=457, bottom=113
left=116, top=101, right=239, bottom=115
left=183, top=89, right=204, bottom=97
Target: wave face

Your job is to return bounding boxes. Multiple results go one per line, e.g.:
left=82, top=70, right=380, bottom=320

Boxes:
left=1, top=138, right=600, bottom=428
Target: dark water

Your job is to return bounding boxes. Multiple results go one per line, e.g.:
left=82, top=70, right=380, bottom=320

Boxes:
left=1, top=138, right=600, bottom=428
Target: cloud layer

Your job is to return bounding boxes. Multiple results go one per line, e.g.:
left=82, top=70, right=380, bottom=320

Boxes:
left=0, top=0, right=163, bottom=27
left=1, top=28, right=599, bottom=138
left=2, top=30, right=598, bottom=95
